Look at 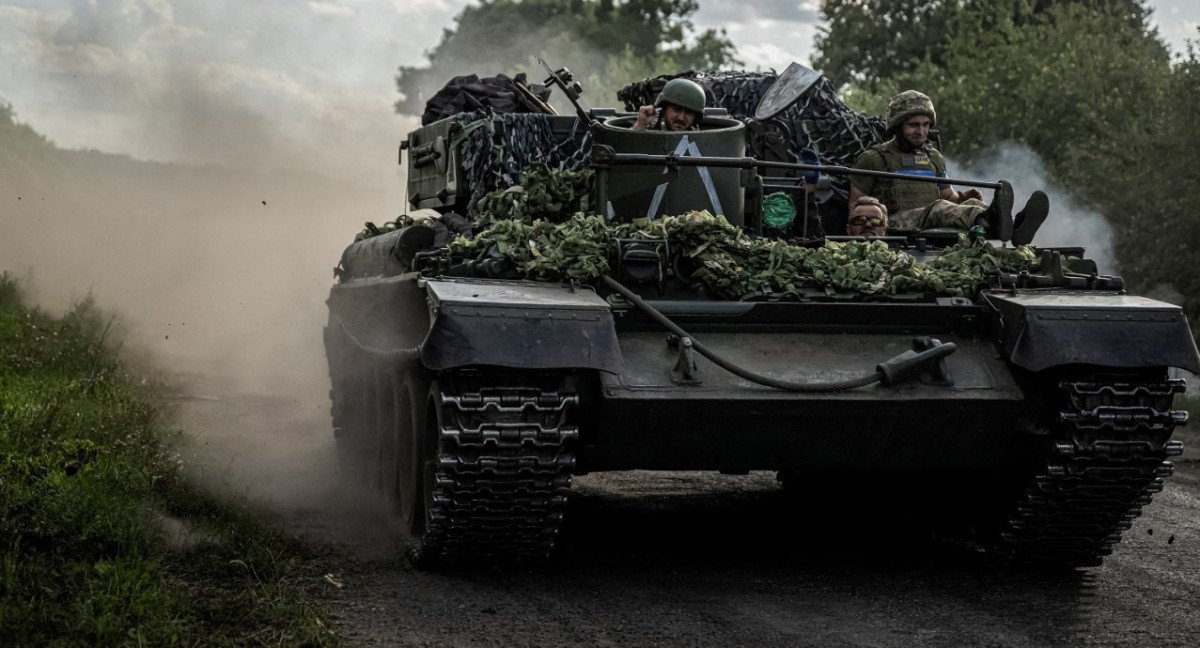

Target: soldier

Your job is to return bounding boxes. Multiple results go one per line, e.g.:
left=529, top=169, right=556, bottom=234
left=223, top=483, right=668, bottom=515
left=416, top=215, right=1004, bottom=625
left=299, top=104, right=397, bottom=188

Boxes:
left=849, top=90, right=1048, bottom=245
left=846, top=196, right=889, bottom=238
left=633, top=78, right=707, bottom=132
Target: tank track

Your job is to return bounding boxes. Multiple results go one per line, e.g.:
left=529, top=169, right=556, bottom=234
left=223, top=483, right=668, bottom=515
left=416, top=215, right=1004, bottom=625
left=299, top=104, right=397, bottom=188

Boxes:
left=996, top=376, right=1188, bottom=567
left=410, top=371, right=579, bottom=566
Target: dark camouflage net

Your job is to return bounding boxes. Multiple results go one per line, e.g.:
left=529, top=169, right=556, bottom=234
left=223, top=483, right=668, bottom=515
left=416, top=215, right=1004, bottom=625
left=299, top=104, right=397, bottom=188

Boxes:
left=618, top=71, right=887, bottom=200
left=455, top=110, right=593, bottom=217
left=418, top=72, right=881, bottom=225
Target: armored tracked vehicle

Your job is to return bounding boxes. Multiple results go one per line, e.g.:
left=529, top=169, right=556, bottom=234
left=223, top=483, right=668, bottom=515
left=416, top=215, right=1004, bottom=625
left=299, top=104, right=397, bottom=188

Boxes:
left=324, top=64, right=1199, bottom=568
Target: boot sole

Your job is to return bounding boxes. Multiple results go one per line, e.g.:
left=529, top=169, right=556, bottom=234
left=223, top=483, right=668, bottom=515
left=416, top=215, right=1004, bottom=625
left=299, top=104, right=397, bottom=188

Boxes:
left=1011, top=191, right=1049, bottom=246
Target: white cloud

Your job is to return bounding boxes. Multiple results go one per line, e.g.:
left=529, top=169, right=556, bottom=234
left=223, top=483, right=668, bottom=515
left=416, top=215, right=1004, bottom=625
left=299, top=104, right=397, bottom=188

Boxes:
left=390, top=0, right=457, bottom=12
left=309, top=1, right=356, bottom=18
left=715, top=18, right=818, bottom=71
left=692, top=0, right=819, bottom=25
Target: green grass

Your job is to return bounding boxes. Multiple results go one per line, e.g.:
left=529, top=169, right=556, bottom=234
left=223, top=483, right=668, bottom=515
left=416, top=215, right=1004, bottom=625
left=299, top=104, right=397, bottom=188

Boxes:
left=0, top=275, right=341, bottom=647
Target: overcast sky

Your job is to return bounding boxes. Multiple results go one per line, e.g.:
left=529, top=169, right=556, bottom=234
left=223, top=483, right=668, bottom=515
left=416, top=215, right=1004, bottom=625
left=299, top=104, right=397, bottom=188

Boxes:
left=1, top=0, right=1195, bottom=185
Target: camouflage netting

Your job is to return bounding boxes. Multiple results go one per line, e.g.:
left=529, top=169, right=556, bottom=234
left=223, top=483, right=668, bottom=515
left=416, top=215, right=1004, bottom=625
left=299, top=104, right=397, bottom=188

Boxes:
left=362, top=166, right=1038, bottom=298
left=474, top=163, right=594, bottom=227
left=449, top=214, right=614, bottom=282
left=455, top=111, right=592, bottom=217
left=419, top=70, right=882, bottom=225
left=618, top=71, right=887, bottom=199
left=352, top=164, right=595, bottom=242
left=449, top=210, right=1039, bottom=299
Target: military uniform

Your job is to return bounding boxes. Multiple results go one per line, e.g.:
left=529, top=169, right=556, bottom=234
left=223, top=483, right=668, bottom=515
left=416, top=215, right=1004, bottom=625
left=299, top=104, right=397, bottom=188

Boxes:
left=851, top=138, right=986, bottom=230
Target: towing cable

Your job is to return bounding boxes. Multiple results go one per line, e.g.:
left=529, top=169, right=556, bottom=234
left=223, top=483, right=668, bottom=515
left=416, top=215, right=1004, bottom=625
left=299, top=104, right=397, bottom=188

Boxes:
left=601, top=274, right=956, bottom=393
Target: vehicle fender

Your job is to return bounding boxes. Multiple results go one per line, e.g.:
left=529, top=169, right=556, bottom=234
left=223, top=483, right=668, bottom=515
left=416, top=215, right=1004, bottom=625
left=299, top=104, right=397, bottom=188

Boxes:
left=420, top=278, right=623, bottom=373
left=326, top=274, right=431, bottom=359
left=984, top=291, right=1200, bottom=373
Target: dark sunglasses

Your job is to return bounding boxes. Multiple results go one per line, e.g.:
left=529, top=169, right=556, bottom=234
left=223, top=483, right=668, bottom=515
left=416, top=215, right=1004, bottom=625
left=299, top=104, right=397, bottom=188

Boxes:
left=849, top=215, right=886, bottom=227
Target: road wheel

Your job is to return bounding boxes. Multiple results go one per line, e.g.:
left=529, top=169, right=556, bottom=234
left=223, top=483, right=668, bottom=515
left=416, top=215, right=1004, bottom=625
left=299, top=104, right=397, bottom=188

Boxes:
left=394, top=370, right=433, bottom=534
left=372, top=364, right=398, bottom=493
left=331, top=335, right=371, bottom=482
left=401, top=380, right=443, bottom=566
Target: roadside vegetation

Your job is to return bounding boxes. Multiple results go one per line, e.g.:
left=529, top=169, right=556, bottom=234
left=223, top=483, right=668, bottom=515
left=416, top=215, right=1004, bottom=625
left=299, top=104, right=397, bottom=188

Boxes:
left=0, top=274, right=340, bottom=647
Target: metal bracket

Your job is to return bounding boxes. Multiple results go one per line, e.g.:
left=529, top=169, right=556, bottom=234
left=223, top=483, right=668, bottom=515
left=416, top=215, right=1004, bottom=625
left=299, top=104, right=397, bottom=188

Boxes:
left=991, top=249, right=1123, bottom=291
left=914, top=336, right=954, bottom=386
left=667, top=335, right=702, bottom=385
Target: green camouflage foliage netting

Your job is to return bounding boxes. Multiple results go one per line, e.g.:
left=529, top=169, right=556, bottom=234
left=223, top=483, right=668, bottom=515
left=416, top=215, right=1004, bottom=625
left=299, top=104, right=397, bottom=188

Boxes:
left=355, top=166, right=1038, bottom=298
left=474, top=163, right=595, bottom=227
left=449, top=209, right=1039, bottom=299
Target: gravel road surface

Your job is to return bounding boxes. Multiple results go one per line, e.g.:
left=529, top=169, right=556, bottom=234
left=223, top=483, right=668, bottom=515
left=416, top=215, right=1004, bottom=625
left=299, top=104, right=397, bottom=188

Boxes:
left=174, top=387, right=1200, bottom=648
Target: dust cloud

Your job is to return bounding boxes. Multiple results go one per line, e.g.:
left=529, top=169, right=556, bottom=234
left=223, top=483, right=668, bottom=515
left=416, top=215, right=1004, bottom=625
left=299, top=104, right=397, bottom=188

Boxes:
left=1, top=117, right=415, bottom=550
left=0, top=0, right=636, bottom=550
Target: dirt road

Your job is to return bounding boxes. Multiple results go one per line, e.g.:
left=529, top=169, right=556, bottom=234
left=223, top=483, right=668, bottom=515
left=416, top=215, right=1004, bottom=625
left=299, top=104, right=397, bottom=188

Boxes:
left=174, top=388, right=1200, bottom=648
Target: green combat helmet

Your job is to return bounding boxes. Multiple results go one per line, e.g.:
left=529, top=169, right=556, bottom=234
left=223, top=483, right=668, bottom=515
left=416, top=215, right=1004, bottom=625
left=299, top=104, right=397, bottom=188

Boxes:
left=655, top=78, right=707, bottom=115
left=886, top=90, right=936, bottom=131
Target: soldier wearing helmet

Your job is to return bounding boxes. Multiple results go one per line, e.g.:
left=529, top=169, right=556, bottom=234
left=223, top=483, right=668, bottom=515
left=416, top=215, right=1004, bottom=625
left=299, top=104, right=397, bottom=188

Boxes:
left=848, top=90, right=1048, bottom=244
left=633, top=78, right=707, bottom=132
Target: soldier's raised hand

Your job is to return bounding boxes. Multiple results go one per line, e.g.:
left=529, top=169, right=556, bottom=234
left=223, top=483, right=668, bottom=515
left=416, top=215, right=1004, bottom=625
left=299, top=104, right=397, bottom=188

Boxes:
left=633, top=105, right=656, bottom=131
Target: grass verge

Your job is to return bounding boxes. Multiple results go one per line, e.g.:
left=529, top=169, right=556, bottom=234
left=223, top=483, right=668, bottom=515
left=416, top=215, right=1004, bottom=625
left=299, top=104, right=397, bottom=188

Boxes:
left=0, top=274, right=341, bottom=647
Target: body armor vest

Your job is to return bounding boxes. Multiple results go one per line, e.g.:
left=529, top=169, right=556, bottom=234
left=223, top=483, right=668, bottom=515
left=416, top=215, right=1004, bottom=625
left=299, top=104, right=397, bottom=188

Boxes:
left=871, top=143, right=942, bottom=212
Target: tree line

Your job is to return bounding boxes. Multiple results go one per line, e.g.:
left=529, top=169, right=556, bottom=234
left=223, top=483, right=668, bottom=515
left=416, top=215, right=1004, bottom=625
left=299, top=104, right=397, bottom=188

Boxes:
left=394, top=0, right=736, bottom=114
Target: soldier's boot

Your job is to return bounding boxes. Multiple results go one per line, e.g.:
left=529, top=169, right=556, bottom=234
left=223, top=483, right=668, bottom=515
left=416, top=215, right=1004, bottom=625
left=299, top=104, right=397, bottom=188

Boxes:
left=1011, top=191, right=1050, bottom=246
left=972, top=179, right=1014, bottom=241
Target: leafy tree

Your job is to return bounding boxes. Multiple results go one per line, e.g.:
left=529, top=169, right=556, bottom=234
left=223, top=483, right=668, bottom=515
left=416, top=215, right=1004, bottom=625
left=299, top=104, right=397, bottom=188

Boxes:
left=815, top=0, right=1199, bottom=336
left=0, top=103, right=54, bottom=167
left=905, top=1, right=1192, bottom=330
left=0, top=103, right=62, bottom=195
left=1118, top=41, right=1200, bottom=335
left=916, top=1, right=1169, bottom=173
left=813, top=0, right=961, bottom=91
left=814, top=0, right=1157, bottom=92
left=394, top=0, right=736, bottom=115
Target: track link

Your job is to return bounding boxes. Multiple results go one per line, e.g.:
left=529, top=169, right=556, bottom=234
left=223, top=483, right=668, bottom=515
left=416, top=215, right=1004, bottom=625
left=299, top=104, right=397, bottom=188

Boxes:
left=410, top=371, right=579, bottom=566
left=997, top=376, right=1187, bottom=567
